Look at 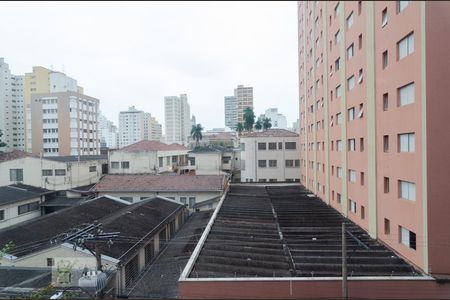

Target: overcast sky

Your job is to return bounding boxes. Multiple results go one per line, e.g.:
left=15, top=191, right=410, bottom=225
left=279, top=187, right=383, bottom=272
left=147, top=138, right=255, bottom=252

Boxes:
left=1, top=1, right=298, bottom=132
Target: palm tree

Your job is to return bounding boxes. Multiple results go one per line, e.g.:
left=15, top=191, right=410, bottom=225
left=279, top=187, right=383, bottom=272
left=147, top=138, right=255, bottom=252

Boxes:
left=243, top=107, right=255, bottom=132
left=191, top=124, right=204, bottom=147
left=262, top=117, right=272, bottom=131
left=254, top=120, right=262, bottom=131
left=236, top=123, right=244, bottom=136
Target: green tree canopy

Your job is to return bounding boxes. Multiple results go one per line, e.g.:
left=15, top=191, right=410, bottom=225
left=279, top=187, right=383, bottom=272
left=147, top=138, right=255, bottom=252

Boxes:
left=262, top=117, right=272, bottom=130
left=191, top=124, right=204, bottom=146
left=243, top=107, right=255, bottom=132
left=254, top=120, right=262, bottom=131
left=236, top=123, right=244, bottom=136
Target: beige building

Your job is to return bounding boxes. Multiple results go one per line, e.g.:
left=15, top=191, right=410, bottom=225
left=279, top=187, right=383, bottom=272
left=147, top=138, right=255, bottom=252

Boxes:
left=234, top=85, right=253, bottom=125
left=30, top=91, right=100, bottom=156
left=240, top=129, right=300, bottom=182
left=0, top=150, right=107, bottom=190
left=187, top=146, right=240, bottom=176
left=164, top=94, right=191, bottom=145
left=24, top=66, right=83, bottom=152
left=298, top=0, right=450, bottom=276
left=109, top=140, right=189, bottom=174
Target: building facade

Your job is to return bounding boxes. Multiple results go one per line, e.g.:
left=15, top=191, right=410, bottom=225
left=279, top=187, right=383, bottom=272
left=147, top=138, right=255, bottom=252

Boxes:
left=164, top=94, right=191, bottom=145
left=98, top=112, right=118, bottom=149
left=234, top=85, right=253, bottom=125
left=224, top=96, right=238, bottom=129
left=30, top=92, right=100, bottom=156
left=118, top=106, right=145, bottom=148
left=298, top=0, right=450, bottom=276
left=0, top=58, right=25, bottom=151
left=240, top=129, right=300, bottom=182
left=260, top=108, right=288, bottom=129
left=144, top=113, right=162, bottom=142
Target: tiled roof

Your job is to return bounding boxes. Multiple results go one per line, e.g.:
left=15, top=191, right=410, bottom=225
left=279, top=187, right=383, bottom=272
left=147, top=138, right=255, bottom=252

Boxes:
left=92, top=174, right=225, bottom=193
left=0, top=150, right=37, bottom=163
left=241, top=128, right=299, bottom=138
left=0, top=185, right=51, bottom=206
left=116, top=141, right=189, bottom=153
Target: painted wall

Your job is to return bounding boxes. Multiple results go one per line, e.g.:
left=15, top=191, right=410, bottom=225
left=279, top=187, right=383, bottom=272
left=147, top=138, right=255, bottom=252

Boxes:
left=0, top=196, right=43, bottom=229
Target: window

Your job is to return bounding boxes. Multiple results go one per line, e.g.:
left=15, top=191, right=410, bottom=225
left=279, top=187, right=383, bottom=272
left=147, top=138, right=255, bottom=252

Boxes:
left=347, top=44, right=354, bottom=60
left=269, top=160, right=277, bottom=168
left=358, top=103, right=364, bottom=118
left=337, top=113, right=342, bottom=125
left=361, top=206, right=365, bottom=219
left=347, top=76, right=355, bottom=90
left=335, top=30, right=341, bottom=44
left=335, top=57, right=341, bottom=71
left=42, top=169, right=53, bottom=176
left=268, top=142, right=277, bottom=150
left=398, top=32, right=414, bottom=60
left=337, top=193, right=342, bottom=203
left=349, top=170, right=357, bottom=183
left=158, top=157, right=163, bottom=168
left=258, top=142, right=266, bottom=150
left=399, top=133, right=415, bottom=152
left=55, top=169, right=66, bottom=176
left=259, top=179, right=267, bottom=183
left=278, top=142, right=283, bottom=149
left=383, top=93, right=389, bottom=111
left=180, top=197, right=187, bottom=205
left=18, top=201, right=39, bottom=215
left=384, top=177, right=390, bottom=193
left=9, top=169, right=23, bottom=181
left=382, top=50, right=388, bottom=69
left=358, top=34, right=363, bottom=49
left=384, top=218, right=390, bottom=235
left=397, top=1, right=411, bottom=13
left=336, top=140, right=343, bottom=151
left=360, top=138, right=364, bottom=152
left=285, top=160, right=294, bottom=167
left=399, top=180, right=416, bottom=201
left=47, top=258, right=54, bottom=267
left=346, top=12, right=354, bottom=29
left=258, top=160, right=267, bottom=168
left=121, top=161, right=130, bottom=169
left=0, top=210, right=4, bottom=221
left=269, top=179, right=277, bottom=183
left=398, top=83, right=415, bottom=106
left=111, top=161, right=120, bottom=169
left=240, top=143, right=245, bottom=151
left=336, top=85, right=342, bottom=98
left=382, top=8, right=388, bottom=27
left=335, top=2, right=341, bottom=17
left=399, top=226, right=416, bottom=250
left=349, top=199, right=357, bottom=213
left=348, top=107, right=355, bottom=121
left=360, top=172, right=365, bottom=185
left=358, top=69, right=363, bottom=84
left=89, top=166, right=97, bottom=172
left=337, top=167, right=343, bottom=178
left=295, top=159, right=300, bottom=167
left=285, top=142, right=296, bottom=149
left=348, top=139, right=356, bottom=151
left=189, top=197, right=196, bottom=208
left=383, top=135, right=389, bottom=152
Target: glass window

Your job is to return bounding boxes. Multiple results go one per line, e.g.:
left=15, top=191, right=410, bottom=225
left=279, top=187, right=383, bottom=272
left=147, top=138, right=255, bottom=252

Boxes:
left=336, top=85, right=342, bottom=98
left=382, top=8, right=388, bottom=27
left=397, top=1, right=411, bottom=13
left=346, top=12, right=354, bottom=29
left=9, top=169, right=23, bottom=181
left=398, top=32, right=414, bottom=60
left=285, top=160, right=294, bottom=167
left=399, top=133, right=415, bottom=152
left=158, top=157, right=163, bottom=168
left=258, top=160, right=267, bottom=168
left=347, top=44, right=354, bottom=60
left=189, top=197, right=196, bottom=208
left=400, top=225, right=416, bottom=250
left=111, top=161, right=120, bottom=169
left=348, top=107, right=355, bottom=120
left=121, top=161, right=130, bottom=169
left=89, top=166, right=97, bottom=172
left=335, top=30, right=341, bottom=44
left=0, top=210, right=4, bottom=221
left=285, top=142, right=297, bottom=149
left=399, top=180, right=416, bottom=201
left=18, top=201, right=40, bottom=215
left=268, top=142, right=277, bottom=150
left=55, top=169, right=66, bottom=176
left=348, top=76, right=355, bottom=90
left=258, top=143, right=266, bottom=150
left=349, top=170, right=357, bottom=182
left=269, top=160, right=277, bottom=167
left=398, top=82, right=415, bottom=106
left=42, top=169, right=53, bottom=176
left=348, top=139, right=356, bottom=151
left=295, top=159, right=300, bottom=167
left=180, top=197, right=187, bottom=204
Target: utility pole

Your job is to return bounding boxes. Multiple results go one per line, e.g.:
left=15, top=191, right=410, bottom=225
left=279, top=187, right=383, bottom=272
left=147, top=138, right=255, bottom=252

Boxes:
left=342, top=222, right=348, bottom=299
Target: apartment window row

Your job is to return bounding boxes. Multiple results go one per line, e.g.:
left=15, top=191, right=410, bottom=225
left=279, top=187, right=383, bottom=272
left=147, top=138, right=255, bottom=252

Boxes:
left=384, top=218, right=416, bottom=250
left=257, top=142, right=296, bottom=150
left=41, top=169, right=67, bottom=176
left=18, top=201, right=40, bottom=215
left=383, top=177, right=416, bottom=201
left=383, top=132, right=416, bottom=153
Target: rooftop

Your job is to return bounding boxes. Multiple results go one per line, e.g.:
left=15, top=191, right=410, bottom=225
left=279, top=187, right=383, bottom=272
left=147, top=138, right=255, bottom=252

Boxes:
left=92, top=174, right=226, bottom=193
left=185, top=185, right=421, bottom=278
left=0, top=184, right=51, bottom=206
left=241, top=128, right=299, bottom=138
left=44, top=154, right=107, bottom=163
left=115, top=140, right=188, bottom=153
left=0, top=150, right=37, bottom=163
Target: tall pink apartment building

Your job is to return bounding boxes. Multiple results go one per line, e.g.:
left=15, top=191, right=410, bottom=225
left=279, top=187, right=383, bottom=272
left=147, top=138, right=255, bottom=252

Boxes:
left=298, top=1, right=450, bottom=277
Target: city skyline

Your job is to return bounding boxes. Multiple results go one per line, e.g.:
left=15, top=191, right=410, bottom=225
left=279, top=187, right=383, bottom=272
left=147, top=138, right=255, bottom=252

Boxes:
left=0, top=1, right=298, bottom=131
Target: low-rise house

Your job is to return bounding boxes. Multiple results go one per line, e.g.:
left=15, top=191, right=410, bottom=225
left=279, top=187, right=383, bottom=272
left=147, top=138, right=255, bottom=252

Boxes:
left=188, top=131, right=238, bottom=148
left=0, top=151, right=108, bottom=190
left=91, top=174, right=227, bottom=209
left=0, top=184, right=52, bottom=229
left=239, top=129, right=300, bottom=182
left=187, top=145, right=240, bottom=176
left=108, top=141, right=190, bottom=174
left=0, top=195, right=188, bottom=296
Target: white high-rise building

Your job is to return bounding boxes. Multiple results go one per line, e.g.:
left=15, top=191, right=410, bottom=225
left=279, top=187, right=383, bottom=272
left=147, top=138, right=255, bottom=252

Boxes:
left=99, top=112, right=118, bottom=149
left=164, top=94, right=191, bottom=145
left=260, top=108, right=288, bottom=129
left=118, top=106, right=145, bottom=148
left=0, top=58, right=25, bottom=151
left=224, top=96, right=237, bottom=130
left=144, top=113, right=162, bottom=142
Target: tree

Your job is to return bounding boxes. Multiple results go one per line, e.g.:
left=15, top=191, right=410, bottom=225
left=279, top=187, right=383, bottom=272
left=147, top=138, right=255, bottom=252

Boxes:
left=0, top=130, right=7, bottom=151
left=191, top=124, right=204, bottom=147
left=254, top=120, right=262, bottom=131
left=262, top=117, right=272, bottom=130
left=243, top=107, right=255, bottom=132
left=236, top=123, right=244, bottom=136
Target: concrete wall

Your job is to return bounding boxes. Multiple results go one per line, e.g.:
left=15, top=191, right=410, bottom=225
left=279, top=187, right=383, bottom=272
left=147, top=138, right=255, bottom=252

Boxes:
left=240, top=136, right=300, bottom=182
left=0, top=196, right=43, bottom=230
left=0, top=157, right=106, bottom=190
